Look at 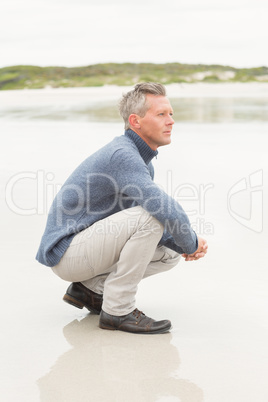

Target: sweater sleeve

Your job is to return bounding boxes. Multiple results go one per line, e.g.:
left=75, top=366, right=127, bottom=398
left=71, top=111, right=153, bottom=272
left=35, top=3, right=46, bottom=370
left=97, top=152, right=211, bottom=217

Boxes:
left=110, top=149, right=198, bottom=255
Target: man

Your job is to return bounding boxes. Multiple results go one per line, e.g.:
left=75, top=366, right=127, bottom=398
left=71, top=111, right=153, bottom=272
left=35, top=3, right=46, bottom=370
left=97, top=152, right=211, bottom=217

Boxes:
left=36, top=82, right=208, bottom=334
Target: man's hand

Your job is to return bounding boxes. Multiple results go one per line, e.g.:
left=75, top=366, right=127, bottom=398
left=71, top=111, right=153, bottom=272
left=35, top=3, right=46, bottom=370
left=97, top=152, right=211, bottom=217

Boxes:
left=182, top=236, right=208, bottom=261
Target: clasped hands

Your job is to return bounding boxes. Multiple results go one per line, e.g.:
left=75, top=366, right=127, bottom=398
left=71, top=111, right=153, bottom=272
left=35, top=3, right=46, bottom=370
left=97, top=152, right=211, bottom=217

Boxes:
left=182, top=236, right=208, bottom=262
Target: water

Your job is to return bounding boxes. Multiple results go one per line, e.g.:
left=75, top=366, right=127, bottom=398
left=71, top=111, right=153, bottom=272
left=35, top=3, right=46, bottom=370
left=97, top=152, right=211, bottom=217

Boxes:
left=1, top=92, right=268, bottom=123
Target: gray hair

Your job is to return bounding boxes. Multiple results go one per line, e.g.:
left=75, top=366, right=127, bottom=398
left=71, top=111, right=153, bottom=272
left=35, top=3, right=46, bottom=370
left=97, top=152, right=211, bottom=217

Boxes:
left=118, top=82, right=167, bottom=130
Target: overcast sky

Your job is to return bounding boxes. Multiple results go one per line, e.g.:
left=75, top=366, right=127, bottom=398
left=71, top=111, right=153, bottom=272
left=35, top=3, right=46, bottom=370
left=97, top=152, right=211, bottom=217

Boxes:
left=1, top=0, right=268, bottom=68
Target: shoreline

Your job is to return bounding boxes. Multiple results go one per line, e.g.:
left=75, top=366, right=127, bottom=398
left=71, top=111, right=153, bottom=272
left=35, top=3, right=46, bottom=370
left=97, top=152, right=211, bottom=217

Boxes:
left=0, top=82, right=268, bottom=100
left=0, top=84, right=267, bottom=112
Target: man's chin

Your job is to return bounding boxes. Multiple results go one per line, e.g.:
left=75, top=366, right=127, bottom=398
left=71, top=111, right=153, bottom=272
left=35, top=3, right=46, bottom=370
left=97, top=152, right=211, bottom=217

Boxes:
left=158, top=138, right=171, bottom=148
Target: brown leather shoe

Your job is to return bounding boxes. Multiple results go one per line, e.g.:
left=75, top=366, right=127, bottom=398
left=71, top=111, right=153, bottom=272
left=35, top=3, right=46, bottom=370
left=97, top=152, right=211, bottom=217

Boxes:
left=99, top=308, right=171, bottom=334
left=63, top=282, right=103, bottom=314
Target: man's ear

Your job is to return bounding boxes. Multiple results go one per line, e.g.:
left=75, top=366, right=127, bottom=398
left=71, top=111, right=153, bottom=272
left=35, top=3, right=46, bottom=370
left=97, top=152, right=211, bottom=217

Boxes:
left=128, top=114, right=140, bottom=129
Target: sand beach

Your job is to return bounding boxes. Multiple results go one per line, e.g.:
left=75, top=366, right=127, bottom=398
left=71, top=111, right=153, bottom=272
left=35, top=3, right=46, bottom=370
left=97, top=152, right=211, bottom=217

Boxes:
left=1, top=83, right=268, bottom=401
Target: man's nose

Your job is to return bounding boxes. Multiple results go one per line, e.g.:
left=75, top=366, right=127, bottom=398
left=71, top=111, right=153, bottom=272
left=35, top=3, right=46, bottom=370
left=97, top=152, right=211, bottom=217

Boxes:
left=168, top=115, right=175, bottom=125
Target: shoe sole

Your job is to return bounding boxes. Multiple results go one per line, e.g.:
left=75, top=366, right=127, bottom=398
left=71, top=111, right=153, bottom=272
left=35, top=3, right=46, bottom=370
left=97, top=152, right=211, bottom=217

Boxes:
left=99, top=323, right=172, bottom=334
left=63, top=293, right=101, bottom=315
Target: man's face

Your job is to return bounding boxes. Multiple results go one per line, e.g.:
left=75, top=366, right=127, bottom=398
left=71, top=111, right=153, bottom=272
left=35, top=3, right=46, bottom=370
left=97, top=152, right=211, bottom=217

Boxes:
left=136, top=94, right=174, bottom=150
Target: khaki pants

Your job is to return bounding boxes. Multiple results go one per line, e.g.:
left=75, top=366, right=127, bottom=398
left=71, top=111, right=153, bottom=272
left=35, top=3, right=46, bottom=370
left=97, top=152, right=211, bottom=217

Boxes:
left=52, top=206, right=181, bottom=315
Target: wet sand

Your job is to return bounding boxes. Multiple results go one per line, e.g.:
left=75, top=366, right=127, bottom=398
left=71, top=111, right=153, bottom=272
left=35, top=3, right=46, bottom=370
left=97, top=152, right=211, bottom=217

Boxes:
left=1, top=83, right=268, bottom=401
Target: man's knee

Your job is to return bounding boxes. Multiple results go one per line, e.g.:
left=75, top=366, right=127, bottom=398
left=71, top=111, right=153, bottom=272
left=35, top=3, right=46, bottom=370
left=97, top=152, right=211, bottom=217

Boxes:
left=153, top=245, right=181, bottom=267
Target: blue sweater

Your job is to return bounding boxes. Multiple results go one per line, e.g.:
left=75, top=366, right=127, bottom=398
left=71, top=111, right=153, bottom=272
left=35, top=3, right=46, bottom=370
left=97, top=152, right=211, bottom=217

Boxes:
left=36, top=129, right=198, bottom=267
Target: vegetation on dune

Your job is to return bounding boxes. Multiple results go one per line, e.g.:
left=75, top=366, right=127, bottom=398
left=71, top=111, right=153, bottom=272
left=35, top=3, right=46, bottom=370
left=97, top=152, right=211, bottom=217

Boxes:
left=0, top=63, right=267, bottom=90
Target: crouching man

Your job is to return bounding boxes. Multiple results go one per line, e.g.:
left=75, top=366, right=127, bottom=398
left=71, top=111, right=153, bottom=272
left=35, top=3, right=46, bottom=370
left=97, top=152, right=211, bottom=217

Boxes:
left=36, top=82, right=208, bottom=334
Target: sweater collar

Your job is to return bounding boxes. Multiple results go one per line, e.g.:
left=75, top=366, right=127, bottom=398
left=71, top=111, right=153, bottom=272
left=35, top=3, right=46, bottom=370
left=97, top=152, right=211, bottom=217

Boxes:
left=124, top=129, right=158, bottom=165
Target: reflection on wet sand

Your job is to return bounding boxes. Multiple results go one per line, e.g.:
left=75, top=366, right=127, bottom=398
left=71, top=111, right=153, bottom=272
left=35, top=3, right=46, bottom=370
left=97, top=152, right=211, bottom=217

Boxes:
left=37, top=315, right=203, bottom=402
left=1, top=96, right=268, bottom=123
